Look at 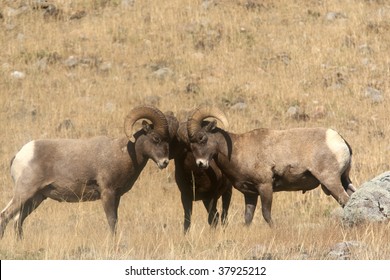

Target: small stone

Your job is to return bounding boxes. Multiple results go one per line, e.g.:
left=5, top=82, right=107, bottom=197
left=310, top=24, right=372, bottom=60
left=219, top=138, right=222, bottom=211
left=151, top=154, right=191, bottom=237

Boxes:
left=363, top=87, right=383, bottom=103
left=327, top=241, right=363, bottom=260
left=11, top=71, right=26, bottom=79
left=69, top=10, right=86, bottom=20
left=287, top=106, right=300, bottom=118
left=36, top=58, right=48, bottom=70
left=122, top=0, right=135, bottom=8
left=313, top=105, right=327, bottom=119
left=152, top=67, right=173, bottom=80
left=57, top=119, right=74, bottom=132
left=325, top=12, right=346, bottom=21
left=4, top=6, right=29, bottom=18
left=99, top=61, right=112, bottom=72
left=230, top=102, right=247, bottom=111
left=64, top=56, right=79, bottom=68
left=186, top=82, right=200, bottom=94
left=105, top=102, right=116, bottom=112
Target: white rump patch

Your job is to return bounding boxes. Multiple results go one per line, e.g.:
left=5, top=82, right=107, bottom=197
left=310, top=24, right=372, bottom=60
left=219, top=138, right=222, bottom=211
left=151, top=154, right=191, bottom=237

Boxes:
left=325, top=129, right=350, bottom=171
left=11, top=141, right=35, bottom=182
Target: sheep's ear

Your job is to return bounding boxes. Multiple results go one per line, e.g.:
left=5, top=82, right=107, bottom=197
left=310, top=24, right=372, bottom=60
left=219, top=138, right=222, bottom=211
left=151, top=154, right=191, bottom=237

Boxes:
left=205, top=120, right=217, bottom=132
left=142, top=120, right=153, bottom=133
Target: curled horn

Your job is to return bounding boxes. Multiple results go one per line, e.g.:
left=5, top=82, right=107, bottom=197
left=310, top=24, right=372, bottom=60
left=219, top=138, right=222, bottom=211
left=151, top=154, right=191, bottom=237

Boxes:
left=124, top=105, right=169, bottom=140
left=187, top=106, right=229, bottom=138
left=164, top=111, right=179, bottom=141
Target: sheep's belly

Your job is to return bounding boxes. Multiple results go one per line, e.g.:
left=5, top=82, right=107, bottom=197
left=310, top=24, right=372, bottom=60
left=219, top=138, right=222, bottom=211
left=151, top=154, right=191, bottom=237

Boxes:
left=43, top=184, right=101, bottom=202
left=273, top=173, right=320, bottom=192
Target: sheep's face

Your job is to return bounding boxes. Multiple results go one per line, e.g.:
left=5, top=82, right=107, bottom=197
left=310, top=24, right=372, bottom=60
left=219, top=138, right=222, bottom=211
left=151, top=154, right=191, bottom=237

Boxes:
left=139, top=122, right=170, bottom=169
left=189, top=121, right=218, bottom=169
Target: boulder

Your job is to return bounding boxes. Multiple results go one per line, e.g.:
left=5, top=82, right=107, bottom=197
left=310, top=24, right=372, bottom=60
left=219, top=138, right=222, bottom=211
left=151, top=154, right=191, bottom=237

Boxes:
left=342, top=171, right=390, bottom=226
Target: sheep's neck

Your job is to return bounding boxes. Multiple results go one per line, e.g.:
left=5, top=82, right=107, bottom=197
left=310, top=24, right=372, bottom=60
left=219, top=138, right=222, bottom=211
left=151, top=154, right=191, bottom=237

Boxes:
left=127, top=141, right=148, bottom=170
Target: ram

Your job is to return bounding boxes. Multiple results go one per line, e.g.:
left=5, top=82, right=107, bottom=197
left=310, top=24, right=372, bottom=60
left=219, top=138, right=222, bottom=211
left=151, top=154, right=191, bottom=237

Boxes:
left=166, top=111, right=232, bottom=232
left=187, top=106, right=356, bottom=226
left=0, top=105, right=170, bottom=238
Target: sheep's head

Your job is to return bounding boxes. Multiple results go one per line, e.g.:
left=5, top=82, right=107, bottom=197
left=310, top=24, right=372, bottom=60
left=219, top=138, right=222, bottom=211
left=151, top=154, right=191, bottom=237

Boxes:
left=124, top=105, right=170, bottom=169
left=187, top=106, right=229, bottom=169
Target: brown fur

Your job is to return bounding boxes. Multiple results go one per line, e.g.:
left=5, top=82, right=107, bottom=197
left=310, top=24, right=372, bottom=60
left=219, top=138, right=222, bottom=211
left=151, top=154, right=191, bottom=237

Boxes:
left=167, top=113, right=232, bottom=232
left=188, top=110, right=355, bottom=226
left=0, top=107, right=170, bottom=239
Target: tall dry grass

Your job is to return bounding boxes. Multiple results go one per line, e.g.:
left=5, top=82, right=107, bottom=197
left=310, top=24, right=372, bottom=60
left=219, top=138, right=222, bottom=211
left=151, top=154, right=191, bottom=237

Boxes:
left=0, top=0, right=389, bottom=259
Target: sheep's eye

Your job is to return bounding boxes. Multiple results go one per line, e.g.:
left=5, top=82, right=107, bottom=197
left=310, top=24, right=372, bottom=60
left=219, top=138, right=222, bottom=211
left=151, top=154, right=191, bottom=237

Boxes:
left=152, top=136, right=161, bottom=144
left=199, top=135, right=207, bottom=145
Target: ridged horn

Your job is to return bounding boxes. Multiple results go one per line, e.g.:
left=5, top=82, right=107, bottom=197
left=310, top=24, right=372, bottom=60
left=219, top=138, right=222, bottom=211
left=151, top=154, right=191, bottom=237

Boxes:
left=124, top=105, right=169, bottom=140
left=187, top=106, right=229, bottom=138
left=164, top=111, right=179, bottom=140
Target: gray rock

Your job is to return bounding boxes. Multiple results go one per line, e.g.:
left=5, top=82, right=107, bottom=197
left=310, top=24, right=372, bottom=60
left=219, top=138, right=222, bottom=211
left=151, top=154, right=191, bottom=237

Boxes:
left=185, top=82, right=200, bottom=94
left=122, top=0, right=135, bottom=8
left=327, top=241, right=364, bottom=260
left=230, top=102, right=247, bottom=111
left=363, top=87, right=383, bottom=103
left=325, top=12, right=347, bottom=21
left=202, top=0, right=216, bottom=10
left=247, top=244, right=274, bottom=260
left=57, top=119, right=74, bottom=132
left=99, top=61, right=112, bottom=72
left=286, top=105, right=309, bottom=121
left=64, top=56, right=79, bottom=68
left=287, top=106, right=299, bottom=118
left=3, top=6, right=29, bottom=18
left=104, top=102, right=116, bottom=113
left=152, top=67, right=173, bottom=80
left=36, top=57, right=48, bottom=70
left=32, top=0, right=51, bottom=9
left=342, top=171, right=390, bottom=226
left=11, top=71, right=26, bottom=79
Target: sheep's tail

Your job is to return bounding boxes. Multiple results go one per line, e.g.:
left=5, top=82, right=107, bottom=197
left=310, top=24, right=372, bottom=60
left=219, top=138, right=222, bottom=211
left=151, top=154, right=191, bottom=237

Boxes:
left=341, top=162, right=356, bottom=196
left=10, top=156, right=15, bottom=168
left=338, top=134, right=355, bottom=195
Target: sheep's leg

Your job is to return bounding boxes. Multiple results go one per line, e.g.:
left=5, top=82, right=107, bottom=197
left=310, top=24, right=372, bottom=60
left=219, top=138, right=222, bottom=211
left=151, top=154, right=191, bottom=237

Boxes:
left=257, top=183, right=274, bottom=227
left=346, top=184, right=356, bottom=196
left=14, top=194, right=45, bottom=239
left=0, top=199, right=25, bottom=239
left=0, top=186, right=38, bottom=239
left=221, top=187, right=232, bottom=226
left=202, top=198, right=219, bottom=228
left=0, top=199, right=17, bottom=238
left=316, top=174, right=350, bottom=207
left=101, top=190, right=120, bottom=234
left=181, top=193, right=193, bottom=233
left=244, top=193, right=258, bottom=225
left=341, top=166, right=356, bottom=196
left=326, top=182, right=350, bottom=207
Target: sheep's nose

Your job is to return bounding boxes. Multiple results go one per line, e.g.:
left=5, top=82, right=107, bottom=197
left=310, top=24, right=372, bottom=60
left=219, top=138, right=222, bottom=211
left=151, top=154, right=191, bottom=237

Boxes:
left=196, top=159, right=209, bottom=169
left=157, top=158, right=169, bottom=169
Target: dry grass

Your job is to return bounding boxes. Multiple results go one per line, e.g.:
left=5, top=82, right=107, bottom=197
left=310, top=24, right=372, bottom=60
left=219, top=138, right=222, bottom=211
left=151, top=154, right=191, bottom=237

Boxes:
left=0, top=0, right=390, bottom=259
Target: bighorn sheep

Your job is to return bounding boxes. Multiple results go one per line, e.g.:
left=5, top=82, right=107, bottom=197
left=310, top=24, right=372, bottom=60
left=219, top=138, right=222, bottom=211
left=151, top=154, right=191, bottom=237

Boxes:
left=165, top=112, right=232, bottom=232
left=187, top=106, right=356, bottom=226
left=0, top=105, right=170, bottom=238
